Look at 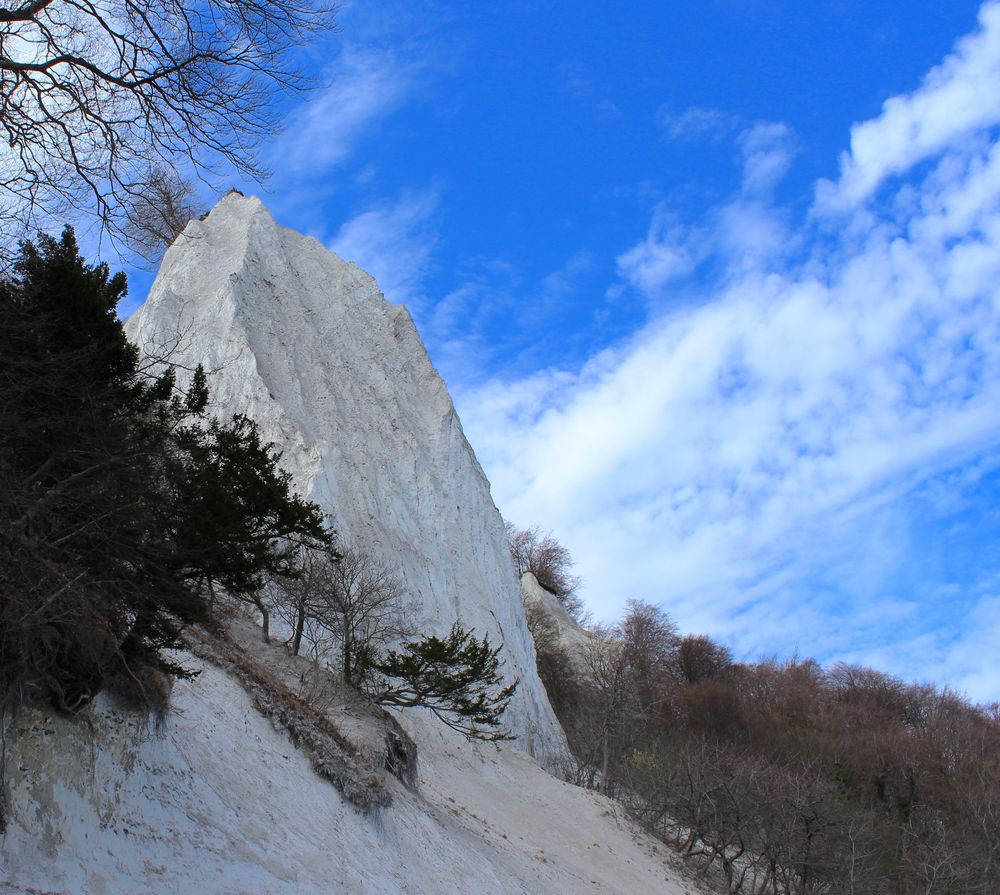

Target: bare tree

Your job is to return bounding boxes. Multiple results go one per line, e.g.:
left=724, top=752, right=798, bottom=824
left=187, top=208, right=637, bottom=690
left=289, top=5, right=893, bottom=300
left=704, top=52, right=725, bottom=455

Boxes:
left=269, top=545, right=332, bottom=658
left=0, top=0, right=334, bottom=252
left=121, top=166, right=202, bottom=264
left=534, top=583, right=1000, bottom=895
left=505, top=521, right=585, bottom=619
left=269, top=545, right=412, bottom=684
left=319, top=548, right=413, bottom=685
left=671, top=633, right=734, bottom=685
left=582, top=630, right=631, bottom=793
left=573, top=601, right=679, bottom=794
left=616, top=598, right=678, bottom=683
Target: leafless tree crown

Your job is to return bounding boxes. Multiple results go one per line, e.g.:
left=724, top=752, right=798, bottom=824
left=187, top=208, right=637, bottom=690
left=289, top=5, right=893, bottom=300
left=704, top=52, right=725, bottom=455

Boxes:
left=269, top=545, right=413, bottom=685
left=505, top=521, right=585, bottom=619
left=519, top=594, right=1000, bottom=895
left=0, top=0, right=335, bottom=249
left=121, top=166, right=201, bottom=263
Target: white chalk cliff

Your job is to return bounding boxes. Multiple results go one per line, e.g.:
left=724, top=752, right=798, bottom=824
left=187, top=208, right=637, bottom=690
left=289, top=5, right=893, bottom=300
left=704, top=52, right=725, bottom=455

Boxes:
left=0, top=195, right=701, bottom=895
left=124, top=192, right=565, bottom=762
left=521, top=572, right=595, bottom=671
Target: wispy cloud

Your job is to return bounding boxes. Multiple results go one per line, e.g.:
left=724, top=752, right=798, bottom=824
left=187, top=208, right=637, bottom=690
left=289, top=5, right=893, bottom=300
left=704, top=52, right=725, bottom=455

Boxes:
left=817, top=1, right=1000, bottom=211
left=614, top=207, right=702, bottom=294
left=657, top=105, right=740, bottom=142
left=562, top=69, right=622, bottom=119
left=279, top=46, right=422, bottom=174
left=617, top=120, right=797, bottom=296
left=458, top=5, right=1000, bottom=702
left=422, top=251, right=604, bottom=389
left=738, top=122, right=798, bottom=195
left=328, top=189, right=440, bottom=307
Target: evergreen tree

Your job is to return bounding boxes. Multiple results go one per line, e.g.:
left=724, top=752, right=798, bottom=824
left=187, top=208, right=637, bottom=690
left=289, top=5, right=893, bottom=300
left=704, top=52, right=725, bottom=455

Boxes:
left=171, top=414, right=328, bottom=595
left=0, top=228, right=328, bottom=717
left=371, top=624, right=518, bottom=741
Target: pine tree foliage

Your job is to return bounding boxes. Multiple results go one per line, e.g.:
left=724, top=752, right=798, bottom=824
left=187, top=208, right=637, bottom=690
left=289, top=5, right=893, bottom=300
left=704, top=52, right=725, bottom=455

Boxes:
left=171, top=414, right=328, bottom=595
left=372, top=624, right=518, bottom=741
left=1, top=227, right=201, bottom=712
left=0, top=227, right=328, bottom=720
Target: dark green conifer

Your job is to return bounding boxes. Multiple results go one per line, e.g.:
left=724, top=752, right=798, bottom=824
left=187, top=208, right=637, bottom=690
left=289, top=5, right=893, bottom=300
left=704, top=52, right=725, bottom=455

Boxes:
left=372, top=624, right=518, bottom=741
left=0, top=227, right=328, bottom=717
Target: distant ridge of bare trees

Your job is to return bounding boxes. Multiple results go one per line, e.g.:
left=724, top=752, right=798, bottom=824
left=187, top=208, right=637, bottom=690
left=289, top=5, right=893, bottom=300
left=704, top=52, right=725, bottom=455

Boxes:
left=512, top=525, right=1000, bottom=895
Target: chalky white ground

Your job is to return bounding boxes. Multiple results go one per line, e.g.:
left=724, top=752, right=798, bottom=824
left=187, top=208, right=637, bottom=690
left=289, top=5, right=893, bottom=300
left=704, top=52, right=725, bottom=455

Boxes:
left=1, top=657, right=694, bottom=894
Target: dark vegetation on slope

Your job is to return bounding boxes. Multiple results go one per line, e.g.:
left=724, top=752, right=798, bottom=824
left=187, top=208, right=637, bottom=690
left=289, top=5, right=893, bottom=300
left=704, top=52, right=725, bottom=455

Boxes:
left=509, top=526, right=1000, bottom=895
left=0, top=228, right=330, bottom=720
left=0, top=229, right=331, bottom=831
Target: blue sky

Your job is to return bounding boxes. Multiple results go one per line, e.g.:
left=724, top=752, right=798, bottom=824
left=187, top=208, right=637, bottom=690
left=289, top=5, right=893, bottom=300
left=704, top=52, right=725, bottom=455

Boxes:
left=123, top=1, right=1000, bottom=702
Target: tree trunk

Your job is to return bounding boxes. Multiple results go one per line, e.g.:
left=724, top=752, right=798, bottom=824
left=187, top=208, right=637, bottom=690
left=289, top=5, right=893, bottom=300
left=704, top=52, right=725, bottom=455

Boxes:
left=291, top=605, right=304, bottom=656
left=342, top=633, right=352, bottom=684
left=257, top=601, right=270, bottom=643
left=600, top=728, right=610, bottom=794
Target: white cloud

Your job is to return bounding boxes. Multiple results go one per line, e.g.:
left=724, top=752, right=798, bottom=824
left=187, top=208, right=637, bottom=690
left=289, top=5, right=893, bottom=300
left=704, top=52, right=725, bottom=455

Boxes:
left=817, top=1, right=1000, bottom=211
left=458, top=9, right=1000, bottom=701
left=328, top=190, right=440, bottom=307
left=405, top=251, right=602, bottom=391
left=617, top=122, right=797, bottom=296
left=615, top=207, right=702, bottom=294
left=280, top=47, right=420, bottom=173
left=840, top=589, right=1000, bottom=705
left=657, top=105, right=739, bottom=141
left=738, top=122, right=798, bottom=195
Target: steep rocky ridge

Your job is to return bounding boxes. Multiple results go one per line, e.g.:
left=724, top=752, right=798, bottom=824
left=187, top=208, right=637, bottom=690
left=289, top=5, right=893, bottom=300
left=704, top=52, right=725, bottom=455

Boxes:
left=125, top=193, right=566, bottom=764
left=0, top=195, right=712, bottom=894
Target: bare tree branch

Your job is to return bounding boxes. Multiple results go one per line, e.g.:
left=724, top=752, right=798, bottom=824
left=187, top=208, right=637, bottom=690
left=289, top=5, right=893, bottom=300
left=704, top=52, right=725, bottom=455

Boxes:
left=0, top=0, right=336, bottom=255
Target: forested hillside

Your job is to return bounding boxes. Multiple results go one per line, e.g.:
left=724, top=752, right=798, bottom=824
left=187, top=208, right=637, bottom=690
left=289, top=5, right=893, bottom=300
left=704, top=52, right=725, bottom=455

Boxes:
left=514, top=527, right=1000, bottom=895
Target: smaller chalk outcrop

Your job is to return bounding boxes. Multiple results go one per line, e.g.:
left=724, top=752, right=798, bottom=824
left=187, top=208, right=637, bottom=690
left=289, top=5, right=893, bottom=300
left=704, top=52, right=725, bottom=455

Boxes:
left=521, top=572, right=596, bottom=673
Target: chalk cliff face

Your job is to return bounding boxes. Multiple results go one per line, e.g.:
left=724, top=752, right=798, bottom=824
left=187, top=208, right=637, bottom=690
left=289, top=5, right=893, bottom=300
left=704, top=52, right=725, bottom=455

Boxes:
left=521, top=572, right=595, bottom=672
left=125, top=193, right=566, bottom=763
